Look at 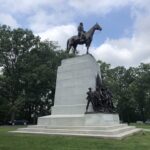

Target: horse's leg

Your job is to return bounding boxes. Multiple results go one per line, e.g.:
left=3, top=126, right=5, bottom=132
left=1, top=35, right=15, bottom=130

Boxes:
left=86, top=45, right=89, bottom=54
left=86, top=42, right=91, bottom=54
left=66, top=48, right=70, bottom=53
left=66, top=48, right=70, bottom=54
left=73, top=44, right=77, bottom=54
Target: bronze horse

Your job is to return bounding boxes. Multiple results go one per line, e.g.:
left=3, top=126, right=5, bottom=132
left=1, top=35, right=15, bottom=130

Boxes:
left=66, top=23, right=102, bottom=54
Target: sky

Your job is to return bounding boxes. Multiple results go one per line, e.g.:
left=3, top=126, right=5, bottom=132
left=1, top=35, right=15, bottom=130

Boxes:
left=0, top=0, right=150, bottom=68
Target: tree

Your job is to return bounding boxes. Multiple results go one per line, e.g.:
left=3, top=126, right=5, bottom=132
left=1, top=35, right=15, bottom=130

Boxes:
left=98, top=61, right=139, bottom=123
left=0, top=25, right=40, bottom=121
left=0, top=25, right=74, bottom=122
left=0, top=75, right=9, bottom=121
left=130, top=63, right=150, bottom=122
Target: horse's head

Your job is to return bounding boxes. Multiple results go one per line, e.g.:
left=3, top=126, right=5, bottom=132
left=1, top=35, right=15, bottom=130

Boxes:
left=94, top=23, right=102, bottom=31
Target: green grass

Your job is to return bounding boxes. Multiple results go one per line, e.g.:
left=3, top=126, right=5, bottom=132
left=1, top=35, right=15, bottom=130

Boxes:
left=0, top=126, right=150, bottom=150
left=130, top=123, right=150, bottom=129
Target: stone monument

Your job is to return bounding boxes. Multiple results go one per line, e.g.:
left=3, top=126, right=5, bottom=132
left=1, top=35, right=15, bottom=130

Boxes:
left=12, top=23, right=141, bottom=139
left=14, top=54, right=141, bottom=139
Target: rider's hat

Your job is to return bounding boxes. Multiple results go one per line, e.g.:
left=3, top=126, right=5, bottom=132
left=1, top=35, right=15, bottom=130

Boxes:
left=80, top=22, right=83, bottom=25
left=88, top=87, right=92, bottom=90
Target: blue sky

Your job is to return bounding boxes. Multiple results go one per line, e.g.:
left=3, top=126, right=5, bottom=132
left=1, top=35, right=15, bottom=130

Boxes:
left=0, top=0, right=150, bottom=67
left=80, top=5, right=134, bottom=46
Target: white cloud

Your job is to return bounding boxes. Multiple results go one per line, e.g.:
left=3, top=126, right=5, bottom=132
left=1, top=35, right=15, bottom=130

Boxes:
left=69, top=0, right=150, bottom=16
left=28, top=10, right=74, bottom=32
left=92, top=40, right=133, bottom=67
left=38, top=24, right=77, bottom=49
left=69, top=0, right=131, bottom=15
left=28, top=11, right=51, bottom=32
left=0, top=0, right=63, bottom=14
left=92, top=9, right=150, bottom=68
left=0, top=13, right=19, bottom=27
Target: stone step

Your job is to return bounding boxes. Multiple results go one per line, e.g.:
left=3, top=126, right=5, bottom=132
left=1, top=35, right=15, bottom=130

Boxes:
left=11, top=128, right=141, bottom=140
left=16, top=126, right=136, bottom=136
left=113, top=128, right=141, bottom=139
left=27, top=124, right=127, bottom=130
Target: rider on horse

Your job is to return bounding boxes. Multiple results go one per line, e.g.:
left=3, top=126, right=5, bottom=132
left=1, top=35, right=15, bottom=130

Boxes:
left=67, top=23, right=102, bottom=54
left=78, top=22, right=86, bottom=41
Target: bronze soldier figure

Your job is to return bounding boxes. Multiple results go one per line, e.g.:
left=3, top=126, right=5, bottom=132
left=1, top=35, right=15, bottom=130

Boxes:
left=86, top=88, right=95, bottom=112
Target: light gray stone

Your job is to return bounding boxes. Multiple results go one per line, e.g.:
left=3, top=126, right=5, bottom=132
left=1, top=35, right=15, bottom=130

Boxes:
left=52, top=54, right=101, bottom=115
left=37, top=113, right=120, bottom=127
left=11, top=125, right=141, bottom=140
left=85, top=113, right=120, bottom=126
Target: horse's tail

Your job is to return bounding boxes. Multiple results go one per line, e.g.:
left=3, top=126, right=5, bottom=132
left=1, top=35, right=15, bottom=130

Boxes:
left=66, top=39, right=70, bottom=53
left=66, top=39, right=69, bottom=50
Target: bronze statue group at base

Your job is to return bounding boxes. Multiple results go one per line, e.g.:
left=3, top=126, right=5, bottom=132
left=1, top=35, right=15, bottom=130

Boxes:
left=86, top=75, right=115, bottom=113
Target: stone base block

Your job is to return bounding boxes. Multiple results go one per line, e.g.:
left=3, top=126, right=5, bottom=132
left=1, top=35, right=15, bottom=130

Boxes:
left=85, top=113, right=119, bottom=126
left=37, top=113, right=120, bottom=126
left=38, top=114, right=85, bottom=126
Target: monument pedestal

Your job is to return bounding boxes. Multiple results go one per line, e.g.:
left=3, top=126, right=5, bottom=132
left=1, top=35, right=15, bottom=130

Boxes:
left=52, top=54, right=100, bottom=115
left=12, top=55, right=141, bottom=139
left=37, top=113, right=119, bottom=127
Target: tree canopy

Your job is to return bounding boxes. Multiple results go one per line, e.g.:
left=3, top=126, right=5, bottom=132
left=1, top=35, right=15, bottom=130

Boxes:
left=0, top=25, right=74, bottom=123
left=98, top=61, right=150, bottom=123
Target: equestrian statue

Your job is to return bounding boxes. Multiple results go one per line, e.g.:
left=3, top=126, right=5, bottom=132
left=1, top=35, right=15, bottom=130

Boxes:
left=66, top=22, right=102, bottom=54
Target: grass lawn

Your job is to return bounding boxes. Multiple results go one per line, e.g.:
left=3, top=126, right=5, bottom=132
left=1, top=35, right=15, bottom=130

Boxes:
left=0, top=126, right=150, bottom=150
left=130, top=123, right=150, bottom=129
